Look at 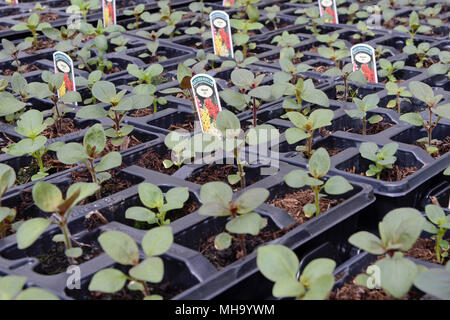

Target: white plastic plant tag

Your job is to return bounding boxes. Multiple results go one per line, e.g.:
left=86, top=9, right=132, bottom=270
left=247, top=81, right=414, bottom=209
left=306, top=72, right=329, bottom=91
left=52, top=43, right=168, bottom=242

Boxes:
left=102, top=0, right=117, bottom=27
left=318, top=0, right=339, bottom=24
left=222, top=0, right=235, bottom=7
left=191, top=74, right=222, bottom=134
left=210, top=10, right=234, bottom=58
left=6, top=0, right=18, bottom=4
left=53, top=51, right=77, bottom=103
left=351, top=44, right=378, bottom=83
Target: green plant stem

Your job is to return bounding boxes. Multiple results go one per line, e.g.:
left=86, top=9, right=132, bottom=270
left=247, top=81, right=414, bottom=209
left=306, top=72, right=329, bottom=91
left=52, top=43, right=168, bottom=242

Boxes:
left=0, top=222, right=5, bottom=239
left=313, top=186, right=320, bottom=216
left=243, top=43, right=248, bottom=59
left=153, top=99, right=158, bottom=113
left=233, top=148, right=246, bottom=189
left=397, top=93, right=401, bottom=114
left=238, top=234, right=247, bottom=256
left=306, top=132, right=313, bottom=158
left=436, top=228, right=445, bottom=264
left=33, top=150, right=45, bottom=173
left=31, top=28, right=38, bottom=48
left=362, top=118, right=367, bottom=135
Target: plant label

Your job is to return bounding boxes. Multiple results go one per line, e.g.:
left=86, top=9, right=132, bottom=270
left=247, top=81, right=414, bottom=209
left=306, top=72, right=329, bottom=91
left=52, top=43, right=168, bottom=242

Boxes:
left=6, top=0, right=18, bottom=4
left=53, top=51, right=77, bottom=104
left=223, top=0, right=235, bottom=7
left=191, top=74, right=222, bottom=134
left=318, top=0, right=338, bottom=24
left=102, top=0, right=117, bottom=27
left=351, top=44, right=378, bottom=83
left=210, top=10, right=234, bottom=59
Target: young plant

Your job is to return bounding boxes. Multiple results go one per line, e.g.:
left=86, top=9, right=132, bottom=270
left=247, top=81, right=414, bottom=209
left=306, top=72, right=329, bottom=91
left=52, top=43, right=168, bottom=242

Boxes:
left=124, top=4, right=150, bottom=30
left=125, top=183, right=188, bottom=226
left=162, top=131, right=194, bottom=170
left=317, top=44, right=349, bottom=69
left=394, top=11, right=432, bottom=45
left=422, top=204, right=449, bottom=264
left=56, top=124, right=122, bottom=194
left=403, top=42, right=440, bottom=68
left=359, top=142, right=399, bottom=180
left=66, top=0, right=100, bottom=22
left=414, top=261, right=450, bottom=300
left=220, top=50, right=259, bottom=69
left=345, top=93, right=382, bottom=135
left=399, top=81, right=450, bottom=154
left=230, top=18, right=263, bottom=58
left=385, top=82, right=412, bottom=114
left=284, top=148, right=353, bottom=216
left=257, top=245, right=336, bottom=299
left=143, top=0, right=185, bottom=38
left=321, top=63, right=367, bottom=103
left=374, top=45, right=393, bottom=61
left=338, top=3, right=368, bottom=25
left=221, top=69, right=276, bottom=127
left=272, top=31, right=300, bottom=52
left=2, top=110, right=61, bottom=181
left=109, top=35, right=130, bottom=52
left=427, top=51, right=450, bottom=79
left=353, top=21, right=375, bottom=42
left=75, top=70, right=102, bottom=104
left=284, top=109, right=334, bottom=158
left=76, top=81, right=152, bottom=146
left=88, top=227, right=173, bottom=300
left=378, top=59, right=405, bottom=82
left=199, top=181, right=269, bottom=256
left=184, top=1, right=212, bottom=49
left=11, top=13, right=51, bottom=48
left=16, top=181, right=100, bottom=262
left=265, top=5, right=280, bottom=30
left=0, top=164, right=16, bottom=239
left=126, top=63, right=164, bottom=86
left=138, top=41, right=166, bottom=63
left=294, top=7, right=327, bottom=35
left=348, top=208, right=426, bottom=298
left=0, top=276, right=59, bottom=300
left=0, top=39, right=32, bottom=73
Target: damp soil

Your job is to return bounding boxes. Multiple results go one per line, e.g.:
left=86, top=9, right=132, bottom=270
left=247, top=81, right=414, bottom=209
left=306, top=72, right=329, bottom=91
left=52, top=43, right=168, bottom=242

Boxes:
left=35, top=241, right=102, bottom=275
left=345, top=121, right=394, bottom=135
left=3, top=190, right=36, bottom=237
left=199, top=224, right=296, bottom=270
left=4, top=63, right=39, bottom=75
left=186, top=163, right=263, bottom=189
left=88, top=281, right=183, bottom=300
left=415, top=136, right=450, bottom=158
left=20, top=12, right=60, bottom=23
left=405, top=237, right=449, bottom=265
left=267, top=189, right=344, bottom=225
left=133, top=149, right=178, bottom=175
left=99, top=135, right=142, bottom=156
left=313, top=65, right=334, bottom=73
left=168, top=114, right=195, bottom=131
left=41, top=118, right=79, bottom=139
left=345, top=164, right=418, bottom=182
left=24, top=39, right=56, bottom=54
left=16, top=154, right=75, bottom=185
left=103, top=66, right=123, bottom=75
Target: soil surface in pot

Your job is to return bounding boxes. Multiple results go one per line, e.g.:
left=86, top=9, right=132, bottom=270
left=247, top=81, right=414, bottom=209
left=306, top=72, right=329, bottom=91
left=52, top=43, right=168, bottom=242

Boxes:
left=267, top=189, right=344, bottom=224
left=344, top=121, right=393, bottom=135
left=405, top=237, right=449, bottom=265
left=344, top=164, right=418, bottom=182
left=187, top=163, right=263, bottom=190
left=4, top=64, right=40, bottom=75
left=88, top=281, right=183, bottom=300
left=198, top=224, right=295, bottom=270
left=42, top=118, right=79, bottom=139
left=168, top=113, right=195, bottom=132
left=20, top=12, right=60, bottom=23
left=24, top=39, right=56, bottom=54
left=35, top=241, right=101, bottom=275
left=16, top=154, right=75, bottom=185
left=133, top=149, right=177, bottom=175
left=415, top=136, right=450, bottom=158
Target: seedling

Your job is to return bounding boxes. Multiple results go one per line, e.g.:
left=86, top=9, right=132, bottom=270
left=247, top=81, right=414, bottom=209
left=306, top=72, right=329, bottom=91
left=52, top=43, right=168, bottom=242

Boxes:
left=321, top=63, right=367, bottom=103
left=11, top=13, right=51, bottom=48
left=285, top=109, right=333, bottom=158
left=110, top=36, right=130, bottom=52
left=124, top=4, right=151, bottom=29
left=385, top=82, right=412, bottom=114
left=66, top=0, right=100, bottom=22
left=345, top=93, right=382, bottom=135
left=394, top=11, right=432, bottom=45
left=374, top=45, right=393, bottom=61
left=2, top=110, right=61, bottom=181
left=230, top=18, right=263, bottom=58
left=0, top=39, right=32, bottom=73
left=143, top=0, right=185, bottom=38
left=317, top=44, right=349, bottom=68
left=420, top=3, right=444, bottom=28
left=76, top=81, right=152, bottom=146
left=16, top=181, right=100, bottom=262
left=0, top=164, right=16, bottom=239
left=353, top=21, right=375, bottom=42
left=378, top=59, right=405, bottom=83
left=183, top=50, right=220, bottom=73
left=220, top=50, right=259, bottom=69
left=272, top=31, right=300, bottom=49
left=221, top=69, right=277, bottom=127
left=0, top=91, right=26, bottom=122
left=294, top=7, right=327, bottom=35
left=348, top=208, right=426, bottom=298
left=42, top=25, right=77, bottom=43
left=422, top=204, right=449, bottom=264
left=414, top=261, right=450, bottom=300
left=138, top=41, right=167, bottom=63
left=56, top=124, right=122, bottom=196
left=427, top=51, right=450, bottom=79
left=126, top=63, right=164, bottom=86
left=89, top=227, right=173, bottom=299
left=359, top=142, right=399, bottom=180
left=257, top=245, right=336, bottom=299
left=403, top=42, right=440, bottom=68
left=125, top=183, right=189, bottom=226
left=199, top=181, right=269, bottom=256
left=162, top=131, right=194, bottom=169
left=316, top=33, right=346, bottom=50
left=9, top=72, right=51, bottom=103
left=265, top=5, right=280, bottom=30
left=399, top=81, right=450, bottom=154
left=0, top=276, right=59, bottom=300
left=184, top=1, right=212, bottom=48
left=338, top=3, right=368, bottom=25
left=75, top=70, right=102, bottom=104
left=284, top=148, right=353, bottom=216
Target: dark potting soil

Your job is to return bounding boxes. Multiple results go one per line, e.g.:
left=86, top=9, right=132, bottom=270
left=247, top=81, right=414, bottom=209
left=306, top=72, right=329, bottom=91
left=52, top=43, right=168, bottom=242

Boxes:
left=168, top=113, right=195, bottom=131
left=405, top=237, right=449, bottom=265
left=3, top=191, right=35, bottom=237
left=20, top=12, right=60, bottom=23
left=4, top=64, right=40, bottom=75
left=133, top=149, right=177, bottom=175
left=42, top=118, right=78, bottom=139
left=313, top=65, right=334, bottom=73
left=88, top=281, right=183, bottom=300
left=103, top=66, right=122, bottom=75
left=345, top=164, right=418, bottom=182
left=267, top=189, right=344, bottom=224
left=186, top=163, right=262, bottom=190
left=24, top=39, right=56, bottom=54
left=345, top=121, right=393, bottom=135
left=415, top=136, right=450, bottom=158
left=199, top=224, right=295, bottom=270
left=329, top=278, right=423, bottom=300
left=84, top=211, right=109, bottom=232
left=35, top=241, right=102, bottom=275
left=16, top=154, right=74, bottom=185
left=100, top=135, right=142, bottom=155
